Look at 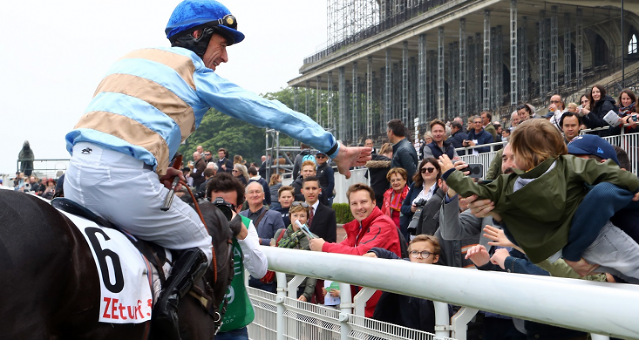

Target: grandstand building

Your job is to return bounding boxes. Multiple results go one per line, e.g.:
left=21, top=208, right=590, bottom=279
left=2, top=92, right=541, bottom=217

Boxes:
left=287, top=0, right=639, bottom=145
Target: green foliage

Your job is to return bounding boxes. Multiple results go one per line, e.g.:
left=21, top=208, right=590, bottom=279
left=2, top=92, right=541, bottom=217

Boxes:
left=178, top=87, right=302, bottom=163
left=331, top=203, right=354, bottom=224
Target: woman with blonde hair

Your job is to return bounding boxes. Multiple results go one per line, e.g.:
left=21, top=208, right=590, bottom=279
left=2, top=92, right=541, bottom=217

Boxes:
left=233, top=154, right=246, bottom=165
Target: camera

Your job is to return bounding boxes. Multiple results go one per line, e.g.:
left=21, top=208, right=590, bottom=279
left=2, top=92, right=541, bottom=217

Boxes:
left=407, top=198, right=428, bottom=235
left=466, top=163, right=483, bottom=179
left=213, top=197, right=235, bottom=221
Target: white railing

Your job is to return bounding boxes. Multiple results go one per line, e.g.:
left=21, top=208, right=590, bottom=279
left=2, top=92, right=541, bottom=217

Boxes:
left=254, top=247, right=639, bottom=340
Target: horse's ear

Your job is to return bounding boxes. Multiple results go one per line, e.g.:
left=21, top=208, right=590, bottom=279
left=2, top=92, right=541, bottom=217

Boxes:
left=198, top=201, right=232, bottom=239
left=229, top=215, right=242, bottom=238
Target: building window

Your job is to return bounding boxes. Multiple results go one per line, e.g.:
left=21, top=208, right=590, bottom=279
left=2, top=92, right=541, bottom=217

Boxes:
left=629, top=34, right=638, bottom=55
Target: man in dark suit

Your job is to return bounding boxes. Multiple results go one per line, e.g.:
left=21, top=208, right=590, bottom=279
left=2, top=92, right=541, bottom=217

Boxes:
left=192, top=151, right=207, bottom=188
left=302, top=175, right=336, bottom=304
left=217, top=148, right=233, bottom=173
left=258, top=155, right=267, bottom=179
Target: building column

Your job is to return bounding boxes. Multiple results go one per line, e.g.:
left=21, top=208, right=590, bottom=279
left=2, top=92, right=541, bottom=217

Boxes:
left=564, top=13, right=572, bottom=88
left=519, top=17, right=528, bottom=103
left=576, top=7, right=584, bottom=89
left=418, top=34, right=427, bottom=125
left=538, top=10, right=547, bottom=98
left=352, top=62, right=359, bottom=143
left=305, top=80, right=310, bottom=117
left=327, top=72, right=333, bottom=130
left=316, top=76, right=322, bottom=125
left=510, top=0, right=518, bottom=106
left=367, top=56, right=373, bottom=137
left=438, top=27, right=445, bottom=120
left=495, top=26, right=503, bottom=110
left=385, top=49, right=392, bottom=124
left=550, top=6, right=559, bottom=93
left=483, top=10, right=491, bottom=111
left=402, top=41, right=409, bottom=124
left=459, top=19, right=467, bottom=116
left=338, top=67, right=346, bottom=141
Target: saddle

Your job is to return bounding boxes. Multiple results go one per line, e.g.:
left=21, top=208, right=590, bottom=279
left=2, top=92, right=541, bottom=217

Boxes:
left=51, top=198, right=171, bottom=282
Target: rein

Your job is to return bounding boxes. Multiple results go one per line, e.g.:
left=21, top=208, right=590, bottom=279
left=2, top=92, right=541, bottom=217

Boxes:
left=178, top=180, right=233, bottom=334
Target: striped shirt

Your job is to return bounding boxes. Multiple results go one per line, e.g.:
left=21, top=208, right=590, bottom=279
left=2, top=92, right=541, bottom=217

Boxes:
left=66, top=46, right=338, bottom=174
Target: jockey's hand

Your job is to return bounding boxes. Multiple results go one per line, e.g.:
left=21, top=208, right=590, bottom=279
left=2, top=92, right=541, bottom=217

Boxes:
left=160, top=167, right=185, bottom=191
left=332, top=143, right=372, bottom=179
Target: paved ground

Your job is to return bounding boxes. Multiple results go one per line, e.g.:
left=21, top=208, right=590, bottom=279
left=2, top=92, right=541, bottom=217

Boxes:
left=336, top=225, right=346, bottom=242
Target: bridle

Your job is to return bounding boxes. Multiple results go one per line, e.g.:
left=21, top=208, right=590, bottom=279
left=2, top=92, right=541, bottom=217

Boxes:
left=179, top=180, right=235, bottom=334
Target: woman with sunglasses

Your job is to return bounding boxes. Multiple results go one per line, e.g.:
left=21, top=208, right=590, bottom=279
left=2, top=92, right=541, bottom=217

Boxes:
left=233, top=163, right=249, bottom=186
left=400, top=158, right=442, bottom=240
left=381, top=167, right=409, bottom=229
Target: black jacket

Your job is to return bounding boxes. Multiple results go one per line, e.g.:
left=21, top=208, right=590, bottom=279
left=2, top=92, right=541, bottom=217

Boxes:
left=391, top=138, right=418, bottom=182
left=365, top=155, right=392, bottom=209
left=309, top=202, right=337, bottom=243
left=582, top=94, right=617, bottom=130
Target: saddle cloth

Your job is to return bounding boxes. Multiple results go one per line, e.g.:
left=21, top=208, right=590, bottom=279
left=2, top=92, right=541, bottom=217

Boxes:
left=60, top=210, right=159, bottom=324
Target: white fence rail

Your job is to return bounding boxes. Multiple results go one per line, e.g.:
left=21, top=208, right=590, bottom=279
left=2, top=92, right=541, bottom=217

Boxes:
left=250, top=247, right=639, bottom=340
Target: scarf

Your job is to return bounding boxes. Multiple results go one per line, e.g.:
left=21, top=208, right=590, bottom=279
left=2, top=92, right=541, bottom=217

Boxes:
left=382, top=185, right=410, bottom=216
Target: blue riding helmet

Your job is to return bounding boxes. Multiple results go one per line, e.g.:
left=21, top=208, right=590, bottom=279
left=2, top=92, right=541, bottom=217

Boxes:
left=165, top=0, right=245, bottom=45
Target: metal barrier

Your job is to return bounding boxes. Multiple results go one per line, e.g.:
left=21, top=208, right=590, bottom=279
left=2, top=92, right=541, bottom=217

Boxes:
left=454, top=131, right=639, bottom=178
left=248, top=247, right=639, bottom=340
left=247, top=269, right=453, bottom=340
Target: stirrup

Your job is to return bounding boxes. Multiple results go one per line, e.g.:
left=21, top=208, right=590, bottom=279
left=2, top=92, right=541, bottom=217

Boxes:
left=152, top=248, right=208, bottom=340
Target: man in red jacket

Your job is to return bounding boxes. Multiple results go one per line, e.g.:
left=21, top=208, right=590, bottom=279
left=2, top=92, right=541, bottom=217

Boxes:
left=310, top=183, right=402, bottom=317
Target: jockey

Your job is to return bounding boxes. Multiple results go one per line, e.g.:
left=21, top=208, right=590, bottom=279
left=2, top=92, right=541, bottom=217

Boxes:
left=63, top=0, right=370, bottom=337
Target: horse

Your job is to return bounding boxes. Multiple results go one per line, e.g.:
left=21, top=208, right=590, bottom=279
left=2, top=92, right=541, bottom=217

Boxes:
left=0, top=188, right=235, bottom=339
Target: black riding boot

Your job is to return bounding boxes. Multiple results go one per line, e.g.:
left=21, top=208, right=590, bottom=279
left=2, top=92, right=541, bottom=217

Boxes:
left=152, top=248, right=208, bottom=340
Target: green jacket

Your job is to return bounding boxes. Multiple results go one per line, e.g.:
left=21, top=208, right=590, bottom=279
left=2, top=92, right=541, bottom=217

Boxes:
left=445, top=155, right=639, bottom=263
left=272, top=225, right=317, bottom=301
left=485, top=148, right=503, bottom=180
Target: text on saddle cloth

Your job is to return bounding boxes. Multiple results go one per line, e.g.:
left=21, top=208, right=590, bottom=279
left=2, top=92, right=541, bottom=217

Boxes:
left=59, top=210, right=154, bottom=324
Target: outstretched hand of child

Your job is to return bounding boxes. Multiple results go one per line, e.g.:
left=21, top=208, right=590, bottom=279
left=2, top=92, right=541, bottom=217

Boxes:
left=633, top=192, right=639, bottom=202
left=483, top=225, right=525, bottom=253
left=465, top=244, right=490, bottom=267
left=483, top=225, right=514, bottom=248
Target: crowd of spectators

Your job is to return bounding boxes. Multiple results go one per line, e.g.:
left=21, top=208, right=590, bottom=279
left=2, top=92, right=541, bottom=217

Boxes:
left=226, top=85, right=639, bottom=338
left=13, top=84, right=639, bottom=338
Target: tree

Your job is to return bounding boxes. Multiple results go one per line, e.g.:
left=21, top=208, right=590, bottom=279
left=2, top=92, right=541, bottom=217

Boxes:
left=178, top=88, right=303, bottom=164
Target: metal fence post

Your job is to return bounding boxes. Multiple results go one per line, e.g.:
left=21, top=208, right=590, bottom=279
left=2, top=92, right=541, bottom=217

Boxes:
left=275, top=272, right=288, bottom=340
left=339, top=283, right=353, bottom=340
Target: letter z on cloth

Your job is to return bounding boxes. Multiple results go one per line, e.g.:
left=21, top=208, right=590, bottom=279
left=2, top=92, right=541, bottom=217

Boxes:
left=62, top=211, right=153, bottom=324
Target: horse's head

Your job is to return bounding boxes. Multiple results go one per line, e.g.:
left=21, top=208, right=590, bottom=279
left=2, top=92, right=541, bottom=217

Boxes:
left=177, top=200, right=235, bottom=339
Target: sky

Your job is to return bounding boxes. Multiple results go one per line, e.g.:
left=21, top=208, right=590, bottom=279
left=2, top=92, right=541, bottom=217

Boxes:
left=0, top=0, right=327, bottom=177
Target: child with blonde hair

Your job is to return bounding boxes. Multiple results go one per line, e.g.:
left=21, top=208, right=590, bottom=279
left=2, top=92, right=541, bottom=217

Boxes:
left=441, top=119, right=639, bottom=282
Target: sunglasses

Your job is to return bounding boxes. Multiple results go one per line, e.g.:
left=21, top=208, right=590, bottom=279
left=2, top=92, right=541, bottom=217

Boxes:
left=316, top=155, right=327, bottom=159
left=421, top=167, right=436, bottom=174
left=291, top=201, right=309, bottom=208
